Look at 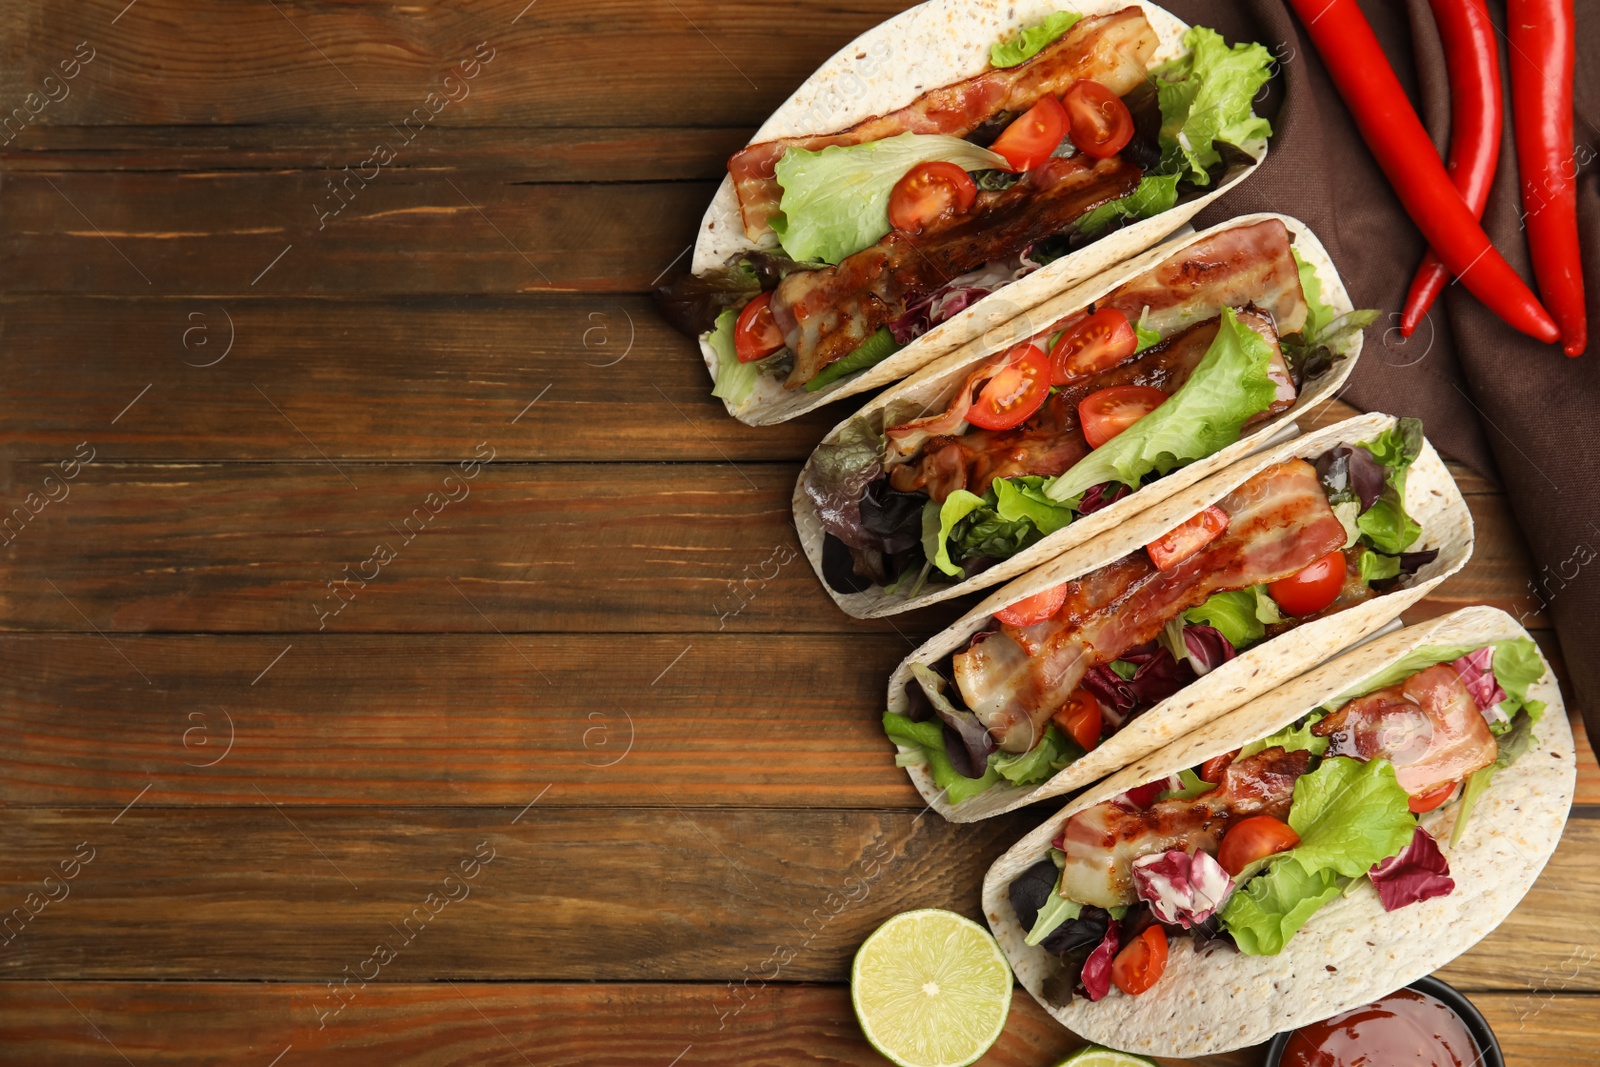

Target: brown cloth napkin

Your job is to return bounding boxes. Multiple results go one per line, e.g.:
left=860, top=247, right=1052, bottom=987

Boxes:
left=1159, top=0, right=1599, bottom=750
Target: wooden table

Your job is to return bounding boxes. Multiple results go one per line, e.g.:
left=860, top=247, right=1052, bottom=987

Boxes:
left=2, top=2, right=1596, bottom=1063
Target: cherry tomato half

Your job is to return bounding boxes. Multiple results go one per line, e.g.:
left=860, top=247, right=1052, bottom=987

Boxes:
left=1216, top=815, right=1301, bottom=877
left=1063, top=79, right=1135, bottom=159
left=1111, top=925, right=1169, bottom=996
left=1078, top=385, right=1167, bottom=448
left=888, top=161, right=978, bottom=234
left=1408, top=780, right=1458, bottom=814
left=1146, top=505, right=1230, bottom=572
left=734, top=292, right=784, bottom=363
left=1198, top=750, right=1238, bottom=786
left=994, top=582, right=1068, bottom=627
left=1052, top=688, right=1103, bottom=753
left=1268, top=550, right=1347, bottom=617
left=990, top=94, right=1068, bottom=172
left=1049, top=308, right=1139, bottom=384
left=967, top=343, right=1051, bottom=431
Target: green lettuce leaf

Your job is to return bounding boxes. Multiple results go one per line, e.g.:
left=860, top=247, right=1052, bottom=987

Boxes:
left=1493, top=637, right=1549, bottom=722
left=930, top=476, right=1074, bottom=577
left=1044, top=307, right=1278, bottom=501
left=993, top=476, right=1077, bottom=536
left=1285, top=757, right=1416, bottom=877
left=805, top=327, right=903, bottom=391
left=708, top=307, right=759, bottom=405
left=1152, top=27, right=1275, bottom=185
left=772, top=133, right=1010, bottom=264
left=1075, top=171, right=1183, bottom=236
left=1024, top=885, right=1083, bottom=946
left=1221, top=858, right=1343, bottom=956
left=1183, top=586, right=1283, bottom=650
left=882, top=712, right=1000, bottom=805
left=1236, top=712, right=1329, bottom=761
left=1294, top=248, right=1336, bottom=343
left=992, top=725, right=1080, bottom=785
left=1158, top=767, right=1216, bottom=801
left=1354, top=419, right=1425, bottom=555
left=1133, top=309, right=1162, bottom=352
left=1358, top=547, right=1402, bottom=584
left=991, top=11, right=1083, bottom=68
left=930, top=490, right=990, bottom=577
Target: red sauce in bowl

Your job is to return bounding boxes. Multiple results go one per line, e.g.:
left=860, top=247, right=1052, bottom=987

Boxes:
left=1281, top=988, right=1479, bottom=1067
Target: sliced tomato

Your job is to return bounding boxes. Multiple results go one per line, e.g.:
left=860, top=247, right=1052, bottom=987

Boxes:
left=1079, top=384, right=1167, bottom=448
left=1052, top=688, right=1104, bottom=752
left=989, top=95, right=1068, bottom=172
left=1408, top=780, right=1458, bottom=814
left=994, top=583, right=1068, bottom=627
left=1048, top=308, right=1139, bottom=384
left=967, top=343, right=1051, bottom=431
left=1268, top=550, right=1347, bottom=617
left=888, top=161, right=978, bottom=233
left=1111, top=925, right=1169, bottom=996
left=734, top=292, right=784, bottom=363
left=1146, top=506, right=1230, bottom=572
left=1063, top=79, right=1135, bottom=159
left=1217, top=815, right=1301, bottom=877
left=1198, top=750, right=1238, bottom=786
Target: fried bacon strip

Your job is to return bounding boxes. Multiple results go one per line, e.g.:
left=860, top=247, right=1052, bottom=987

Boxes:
left=727, top=8, right=1158, bottom=238
left=1312, top=664, right=1498, bottom=796
left=772, top=156, right=1141, bottom=387
left=1057, top=747, right=1314, bottom=909
left=953, top=460, right=1345, bottom=752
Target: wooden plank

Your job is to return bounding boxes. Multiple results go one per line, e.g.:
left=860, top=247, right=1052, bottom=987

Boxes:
left=0, top=807, right=1595, bottom=986
left=0, top=126, right=744, bottom=179
left=0, top=980, right=1590, bottom=1067
left=0, top=170, right=709, bottom=294
left=0, top=295, right=844, bottom=462
left=0, top=633, right=921, bottom=808
left=0, top=981, right=1252, bottom=1067
left=0, top=462, right=1537, bottom=635
left=0, top=0, right=901, bottom=129
left=0, top=461, right=973, bottom=635
left=4, top=631, right=1591, bottom=810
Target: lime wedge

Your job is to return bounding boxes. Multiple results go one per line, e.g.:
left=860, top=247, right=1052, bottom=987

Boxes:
left=850, top=909, right=1012, bottom=1067
left=1052, top=1047, right=1160, bottom=1067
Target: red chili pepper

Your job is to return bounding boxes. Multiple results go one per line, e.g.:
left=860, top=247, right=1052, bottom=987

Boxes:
left=1509, top=0, right=1586, bottom=356
left=1286, top=0, right=1560, bottom=344
left=1399, top=0, right=1501, bottom=338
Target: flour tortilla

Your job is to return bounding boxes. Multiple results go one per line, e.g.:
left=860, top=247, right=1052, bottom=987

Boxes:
left=795, top=213, right=1357, bottom=620
left=982, top=604, right=1574, bottom=1057
left=885, top=412, right=1473, bottom=823
left=696, top=0, right=1268, bottom=426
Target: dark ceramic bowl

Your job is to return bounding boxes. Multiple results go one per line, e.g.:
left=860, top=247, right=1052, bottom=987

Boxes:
left=1261, top=975, right=1504, bottom=1067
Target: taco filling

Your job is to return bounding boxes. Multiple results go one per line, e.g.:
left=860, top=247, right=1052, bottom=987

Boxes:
left=658, top=8, right=1280, bottom=399
left=809, top=219, right=1374, bottom=597
left=1005, top=634, right=1548, bottom=1003
left=884, top=419, right=1438, bottom=806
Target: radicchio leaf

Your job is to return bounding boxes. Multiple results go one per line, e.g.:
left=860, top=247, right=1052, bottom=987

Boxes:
left=859, top=478, right=925, bottom=554
left=1081, top=666, right=1138, bottom=716
left=1368, top=826, right=1455, bottom=911
left=1181, top=625, right=1237, bottom=676
left=1122, top=646, right=1197, bottom=706
left=1131, top=848, right=1235, bottom=928
left=803, top=418, right=884, bottom=550
left=1007, top=859, right=1060, bottom=931
left=1316, top=446, right=1387, bottom=511
left=1044, top=906, right=1111, bottom=958
left=1451, top=646, right=1508, bottom=724
left=1080, top=921, right=1121, bottom=1002
left=1077, top=481, right=1132, bottom=515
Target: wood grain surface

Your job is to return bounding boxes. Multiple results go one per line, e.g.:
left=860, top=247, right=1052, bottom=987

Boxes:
left=3, top=0, right=1595, bottom=1062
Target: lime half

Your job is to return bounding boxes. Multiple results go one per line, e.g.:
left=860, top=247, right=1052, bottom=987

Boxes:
left=1052, top=1047, right=1160, bottom=1067
left=850, top=909, right=1012, bottom=1067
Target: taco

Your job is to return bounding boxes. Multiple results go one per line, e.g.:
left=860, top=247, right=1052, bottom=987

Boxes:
left=797, top=213, right=1373, bottom=619
left=658, top=1, right=1281, bottom=425
left=882, top=413, right=1471, bottom=823
left=983, top=605, right=1573, bottom=1057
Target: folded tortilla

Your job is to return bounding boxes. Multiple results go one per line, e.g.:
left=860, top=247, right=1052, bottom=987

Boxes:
left=885, top=412, right=1473, bottom=823
left=794, top=212, right=1358, bottom=620
left=697, top=0, right=1266, bottom=426
left=981, top=604, right=1574, bottom=1057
